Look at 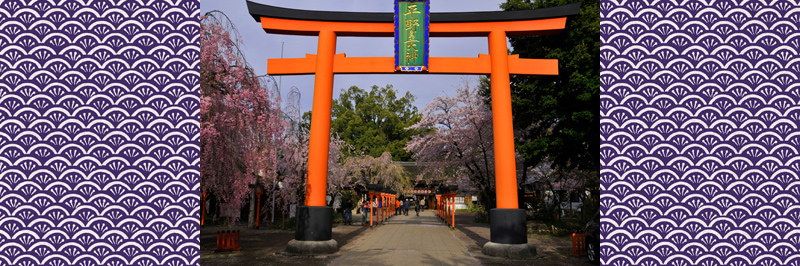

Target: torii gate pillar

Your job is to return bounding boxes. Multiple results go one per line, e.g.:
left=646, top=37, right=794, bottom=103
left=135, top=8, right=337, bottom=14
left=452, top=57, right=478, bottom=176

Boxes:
left=287, top=30, right=339, bottom=254
left=248, top=1, right=581, bottom=257
left=485, top=29, right=531, bottom=248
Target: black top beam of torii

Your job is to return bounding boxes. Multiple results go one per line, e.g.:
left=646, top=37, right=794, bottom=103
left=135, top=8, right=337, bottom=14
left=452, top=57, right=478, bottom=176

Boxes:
left=247, top=1, right=581, bottom=23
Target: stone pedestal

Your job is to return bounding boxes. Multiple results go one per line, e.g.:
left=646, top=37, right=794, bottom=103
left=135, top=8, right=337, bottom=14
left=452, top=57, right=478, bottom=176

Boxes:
left=286, top=239, right=338, bottom=255
left=482, top=242, right=537, bottom=259
left=482, top=208, right=537, bottom=259
left=286, top=206, right=338, bottom=254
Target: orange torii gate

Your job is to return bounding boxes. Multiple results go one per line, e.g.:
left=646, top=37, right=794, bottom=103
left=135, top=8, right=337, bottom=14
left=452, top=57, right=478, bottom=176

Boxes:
left=248, top=1, right=580, bottom=257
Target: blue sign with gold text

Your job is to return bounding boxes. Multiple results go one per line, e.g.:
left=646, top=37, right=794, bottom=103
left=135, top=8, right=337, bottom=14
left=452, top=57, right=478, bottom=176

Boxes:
left=395, top=0, right=429, bottom=72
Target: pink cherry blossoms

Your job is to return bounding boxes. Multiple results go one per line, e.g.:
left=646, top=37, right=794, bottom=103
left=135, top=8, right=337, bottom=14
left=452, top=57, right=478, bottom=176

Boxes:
left=200, top=13, right=283, bottom=223
left=405, top=82, right=499, bottom=208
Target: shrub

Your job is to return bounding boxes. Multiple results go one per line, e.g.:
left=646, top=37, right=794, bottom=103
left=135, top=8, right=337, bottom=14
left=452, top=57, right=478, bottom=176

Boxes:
left=332, top=212, right=344, bottom=224
left=473, top=207, right=489, bottom=224
left=285, top=217, right=296, bottom=230
left=544, top=219, right=585, bottom=237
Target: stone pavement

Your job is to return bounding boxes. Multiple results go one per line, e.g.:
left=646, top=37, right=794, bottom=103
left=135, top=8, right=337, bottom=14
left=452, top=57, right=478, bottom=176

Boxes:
left=330, top=209, right=479, bottom=266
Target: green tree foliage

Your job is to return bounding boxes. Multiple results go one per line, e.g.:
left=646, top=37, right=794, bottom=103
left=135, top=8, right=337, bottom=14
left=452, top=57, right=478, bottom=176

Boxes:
left=497, top=0, right=600, bottom=172
left=305, top=85, right=422, bottom=161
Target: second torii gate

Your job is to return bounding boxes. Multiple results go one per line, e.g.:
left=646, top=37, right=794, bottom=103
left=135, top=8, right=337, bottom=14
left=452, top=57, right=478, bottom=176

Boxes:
left=248, top=1, right=580, bottom=257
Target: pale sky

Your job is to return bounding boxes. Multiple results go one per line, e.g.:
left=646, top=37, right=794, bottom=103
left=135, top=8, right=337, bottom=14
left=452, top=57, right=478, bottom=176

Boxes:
left=200, top=0, right=513, bottom=113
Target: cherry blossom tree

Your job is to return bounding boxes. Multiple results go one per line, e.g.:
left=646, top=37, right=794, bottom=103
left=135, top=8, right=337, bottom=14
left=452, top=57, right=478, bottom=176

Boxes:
left=326, top=134, right=356, bottom=206
left=274, top=127, right=306, bottom=219
left=269, top=85, right=308, bottom=225
left=406, top=81, right=499, bottom=209
left=343, top=152, right=409, bottom=193
left=200, top=12, right=283, bottom=223
left=276, top=92, right=354, bottom=214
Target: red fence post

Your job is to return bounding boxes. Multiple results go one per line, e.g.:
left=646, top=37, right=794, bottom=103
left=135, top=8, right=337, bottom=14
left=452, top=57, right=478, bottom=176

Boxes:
left=382, top=193, right=385, bottom=223
left=383, top=193, right=389, bottom=222
left=224, top=231, right=230, bottom=250
left=369, top=190, right=373, bottom=227
left=224, top=231, right=229, bottom=250
left=437, top=194, right=441, bottom=219
left=450, top=193, right=454, bottom=226
left=201, top=190, right=207, bottom=227
left=451, top=193, right=455, bottom=228
left=235, top=230, right=241, bottom=251
left=571, top=233, right=586, bottom=257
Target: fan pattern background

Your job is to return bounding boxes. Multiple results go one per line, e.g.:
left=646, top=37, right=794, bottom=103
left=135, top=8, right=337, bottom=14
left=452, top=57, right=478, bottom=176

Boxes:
left=601, top=1, right=800, bottom=266
left=0, top=1, right=200, bottom=266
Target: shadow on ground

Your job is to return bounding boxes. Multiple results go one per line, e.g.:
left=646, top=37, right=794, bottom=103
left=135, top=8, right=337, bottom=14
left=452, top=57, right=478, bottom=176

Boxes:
left=451, top=212, right=593, bottom=266
left=199, top=222, right=370, bottom=266
left=453, top=213, right=489, bottom=252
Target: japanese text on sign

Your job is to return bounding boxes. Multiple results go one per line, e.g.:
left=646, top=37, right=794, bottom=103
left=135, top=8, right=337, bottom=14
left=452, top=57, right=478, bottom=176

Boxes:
left=395, top=0, right=428, bottom=71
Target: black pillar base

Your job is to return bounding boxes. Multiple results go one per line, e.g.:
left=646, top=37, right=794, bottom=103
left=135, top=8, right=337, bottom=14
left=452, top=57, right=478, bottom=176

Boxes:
left=294, top=206, right=332, bottom=241
left=489, top=208, right=527, bottom=244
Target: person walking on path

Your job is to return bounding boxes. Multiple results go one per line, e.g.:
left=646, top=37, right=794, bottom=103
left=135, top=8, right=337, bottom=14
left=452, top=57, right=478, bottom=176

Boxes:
left=395, top=199, right=401, bottom=215
left=343, top=199, right=353, bottom=225
left=403, top=199, right=410, bottom=216
left=420, top=198, right=426, bottom=212
left=361, top=200, right=369, bottom=225
left=415, top=199, right=420, bottom=216
left=372, top=198, right=378, bottom=223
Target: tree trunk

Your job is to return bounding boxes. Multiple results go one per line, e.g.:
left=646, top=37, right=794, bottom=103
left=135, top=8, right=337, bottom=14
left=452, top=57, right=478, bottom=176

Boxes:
left=270, top=185, right=276, bottom=228
left=282, top=209, right=287, bottom=230
left=519, top=160, right=528, bottom=209
left=248, top=188, right=255, bottom=228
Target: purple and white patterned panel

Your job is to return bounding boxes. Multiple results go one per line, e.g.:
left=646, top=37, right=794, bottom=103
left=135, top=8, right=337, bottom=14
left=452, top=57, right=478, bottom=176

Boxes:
left=601, top=1, right=800, bottom=266
left=0, top=1, right=199, bottom=266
